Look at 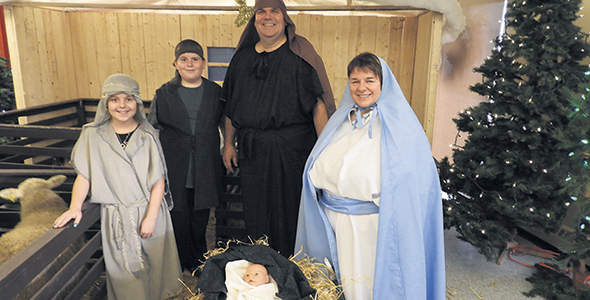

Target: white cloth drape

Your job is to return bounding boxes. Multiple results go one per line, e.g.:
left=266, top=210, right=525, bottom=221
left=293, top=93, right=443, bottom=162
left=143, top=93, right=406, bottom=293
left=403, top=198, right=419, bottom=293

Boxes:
left=11, top=0, right=465, bottom=43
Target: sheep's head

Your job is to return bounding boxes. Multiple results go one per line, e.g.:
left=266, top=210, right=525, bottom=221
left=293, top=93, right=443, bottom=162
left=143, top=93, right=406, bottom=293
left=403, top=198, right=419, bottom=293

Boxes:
left=0, top=175, right=67, bottom=202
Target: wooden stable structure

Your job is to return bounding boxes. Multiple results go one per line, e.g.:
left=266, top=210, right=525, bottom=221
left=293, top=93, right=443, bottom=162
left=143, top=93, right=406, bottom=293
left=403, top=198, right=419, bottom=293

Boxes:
left=0, top=99, right=102, bottom=300
left=0, top=3, right=445, bottom=297
left=2, top=4, right=443, bottom=140
left=0, top=122, right=101, bottom=299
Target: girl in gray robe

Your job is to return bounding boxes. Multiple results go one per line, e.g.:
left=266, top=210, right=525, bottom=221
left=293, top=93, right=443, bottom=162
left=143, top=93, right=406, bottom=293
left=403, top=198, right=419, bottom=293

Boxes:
left=54, top=74, right=182, bottom=300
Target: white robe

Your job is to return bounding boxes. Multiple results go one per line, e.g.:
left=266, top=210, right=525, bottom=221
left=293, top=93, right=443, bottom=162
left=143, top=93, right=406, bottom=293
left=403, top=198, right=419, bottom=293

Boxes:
left=309, top=111, right=381, bottom=300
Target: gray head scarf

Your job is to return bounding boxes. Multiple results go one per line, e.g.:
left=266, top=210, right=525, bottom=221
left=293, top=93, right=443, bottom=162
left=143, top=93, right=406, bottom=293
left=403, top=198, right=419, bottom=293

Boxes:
left=89, top=74, right=149, bottom=128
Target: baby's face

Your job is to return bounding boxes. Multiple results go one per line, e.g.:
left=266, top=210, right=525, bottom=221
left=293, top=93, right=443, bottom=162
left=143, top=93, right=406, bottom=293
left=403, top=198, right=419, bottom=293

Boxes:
left=243, top=264, right=269, bottom=286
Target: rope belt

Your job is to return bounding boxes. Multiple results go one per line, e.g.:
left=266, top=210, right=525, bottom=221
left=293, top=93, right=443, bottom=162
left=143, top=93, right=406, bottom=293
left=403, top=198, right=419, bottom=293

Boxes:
left=105, top=198, right=147, bottom=276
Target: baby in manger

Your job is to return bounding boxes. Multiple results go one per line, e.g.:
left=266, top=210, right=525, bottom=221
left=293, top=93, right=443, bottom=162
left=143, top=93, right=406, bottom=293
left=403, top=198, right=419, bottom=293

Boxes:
left=225, top=260, right=279, bottom=299
left=196, top=244, right=315, bottom=300
left=244, top=263, right=270, bottom=287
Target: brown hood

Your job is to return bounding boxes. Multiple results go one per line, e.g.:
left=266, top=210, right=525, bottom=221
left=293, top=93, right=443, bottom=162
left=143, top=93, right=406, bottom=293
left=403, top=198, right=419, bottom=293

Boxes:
left=236, top=0, right=336, bottom=116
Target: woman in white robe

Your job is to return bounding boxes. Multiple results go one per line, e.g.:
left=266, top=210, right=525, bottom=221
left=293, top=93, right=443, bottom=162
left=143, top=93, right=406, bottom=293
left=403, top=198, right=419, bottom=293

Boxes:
left=295, top=53, right=445, bottom=300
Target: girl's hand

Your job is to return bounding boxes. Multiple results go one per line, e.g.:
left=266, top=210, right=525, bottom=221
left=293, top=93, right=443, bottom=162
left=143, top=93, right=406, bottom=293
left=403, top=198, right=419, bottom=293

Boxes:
left=140, top=217, right=157, bottom=239
left=53, top=209, right=83, bottom=228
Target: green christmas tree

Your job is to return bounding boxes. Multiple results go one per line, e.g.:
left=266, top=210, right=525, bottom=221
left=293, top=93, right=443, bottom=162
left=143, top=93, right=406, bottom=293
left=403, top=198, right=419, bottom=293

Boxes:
left=0, top=56, right=16, bottom=145
left=550, top=78, right=590, bottom=256
left=438, top=0, right=590, bottom=261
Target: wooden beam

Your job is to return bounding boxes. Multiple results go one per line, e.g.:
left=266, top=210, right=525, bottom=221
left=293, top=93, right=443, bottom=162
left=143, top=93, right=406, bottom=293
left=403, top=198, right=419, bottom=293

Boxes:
left=0, top=168, right=77, bottom=177
left=0, top=99, right=84, bottom=119
left=1, top=2, right=424, bottom=12
left=62, top=256, right=105, bottom=300
left=0, top=162, right=72, bottom=169
left=0, top=124, right=81, bottom=139
left=26, top=113, right=80, bottom=126
left=0, top=145, right=72, bottom=158
left=0, top=203, right=100, bottom=300
left=32, top=232, right=102, bottom=300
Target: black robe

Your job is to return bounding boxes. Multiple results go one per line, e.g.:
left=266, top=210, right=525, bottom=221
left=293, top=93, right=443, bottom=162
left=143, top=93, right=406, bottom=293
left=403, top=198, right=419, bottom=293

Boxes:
left=223, top=43, right=324, bottom=257
left=153, top=78, right=224, bottom=210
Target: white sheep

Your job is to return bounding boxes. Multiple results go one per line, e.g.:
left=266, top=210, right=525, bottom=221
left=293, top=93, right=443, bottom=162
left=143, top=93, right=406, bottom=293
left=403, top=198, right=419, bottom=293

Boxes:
left=0, top=175, right=69, bottom=265
left=0, top=175, right=90, bottom=300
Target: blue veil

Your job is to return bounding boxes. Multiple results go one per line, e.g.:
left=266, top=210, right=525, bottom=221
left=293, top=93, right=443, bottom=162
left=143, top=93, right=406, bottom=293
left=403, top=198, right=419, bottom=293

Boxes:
left=294, top=57, right=445, bottom=299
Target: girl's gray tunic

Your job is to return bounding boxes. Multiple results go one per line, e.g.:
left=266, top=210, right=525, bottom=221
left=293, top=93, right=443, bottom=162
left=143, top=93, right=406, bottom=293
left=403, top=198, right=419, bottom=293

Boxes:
left=71, top=122, right=182, bottom=300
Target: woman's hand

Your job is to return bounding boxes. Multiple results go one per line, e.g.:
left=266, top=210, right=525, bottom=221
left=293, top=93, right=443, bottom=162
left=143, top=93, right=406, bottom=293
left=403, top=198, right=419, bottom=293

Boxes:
left=53, top=209, right=83, bottom=228
left=140, top=217, right=157, bottom=239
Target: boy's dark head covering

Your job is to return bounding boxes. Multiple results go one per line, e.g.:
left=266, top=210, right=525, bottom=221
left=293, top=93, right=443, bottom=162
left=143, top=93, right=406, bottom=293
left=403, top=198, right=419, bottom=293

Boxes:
left=171, top=39, right=205, bottom=85
left=174, top=39, right=204, bottom=60
left=236, top=0, right=336, bottom=116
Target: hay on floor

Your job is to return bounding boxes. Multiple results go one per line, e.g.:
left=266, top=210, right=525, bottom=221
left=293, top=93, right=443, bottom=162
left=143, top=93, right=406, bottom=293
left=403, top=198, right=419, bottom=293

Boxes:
left=178, top=238, right=342, bottom=300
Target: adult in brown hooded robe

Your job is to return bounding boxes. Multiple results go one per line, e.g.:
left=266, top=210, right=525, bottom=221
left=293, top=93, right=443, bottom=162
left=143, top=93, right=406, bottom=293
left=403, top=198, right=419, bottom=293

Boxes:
left=222, top=0, right=335, bottom=257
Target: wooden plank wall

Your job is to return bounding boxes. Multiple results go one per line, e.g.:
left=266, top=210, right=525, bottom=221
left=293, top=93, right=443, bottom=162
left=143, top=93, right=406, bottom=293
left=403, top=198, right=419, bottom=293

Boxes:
left=4, top=6, right=442, bottom=137
left=412, top=11, right=442, bottom=139
left=292, top=13, right=420, bottom=107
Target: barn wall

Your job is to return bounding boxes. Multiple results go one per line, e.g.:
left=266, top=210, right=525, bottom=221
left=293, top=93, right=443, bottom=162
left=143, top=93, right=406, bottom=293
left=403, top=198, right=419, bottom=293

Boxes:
left=4, top=5, right=442, bottom=139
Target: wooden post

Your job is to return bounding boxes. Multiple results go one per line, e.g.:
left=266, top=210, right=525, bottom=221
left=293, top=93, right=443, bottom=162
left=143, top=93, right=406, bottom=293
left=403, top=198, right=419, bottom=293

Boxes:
left=497, top=241, right=518, bottom=265
left=572, top=259, right=586, bottom=290
left=412, top=11, right=443, bottom=144
left=75, top=99, right=86, bottom=126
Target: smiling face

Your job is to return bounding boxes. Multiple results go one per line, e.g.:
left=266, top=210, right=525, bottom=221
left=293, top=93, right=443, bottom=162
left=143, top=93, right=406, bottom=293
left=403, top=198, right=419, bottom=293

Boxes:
left=107, top=92, right=137, bottom=124
left=348, top=67, right=382, bottom=108
left=254, top=7, right=286, bottom=41
left=174, top=52, right=205, bottom=87
left=243, top=264, right=270, bottom=287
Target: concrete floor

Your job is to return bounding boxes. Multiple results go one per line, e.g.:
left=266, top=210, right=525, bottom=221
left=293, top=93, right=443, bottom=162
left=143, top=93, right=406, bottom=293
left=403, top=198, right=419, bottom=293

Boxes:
left=444, top=227, right=557, bottom=300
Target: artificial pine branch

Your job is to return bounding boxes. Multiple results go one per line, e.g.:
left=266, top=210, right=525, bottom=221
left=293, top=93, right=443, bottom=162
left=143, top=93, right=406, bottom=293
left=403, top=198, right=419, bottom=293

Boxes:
left=235, top=0, right=253, bottom=27
left=523, top=263, right=590, bottom=299
left=0, top=56, right=16, bottom=145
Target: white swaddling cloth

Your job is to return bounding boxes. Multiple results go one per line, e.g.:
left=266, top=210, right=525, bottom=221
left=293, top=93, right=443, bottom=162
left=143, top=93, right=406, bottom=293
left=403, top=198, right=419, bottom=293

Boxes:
left=225, top=260, right=279, bottom=300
